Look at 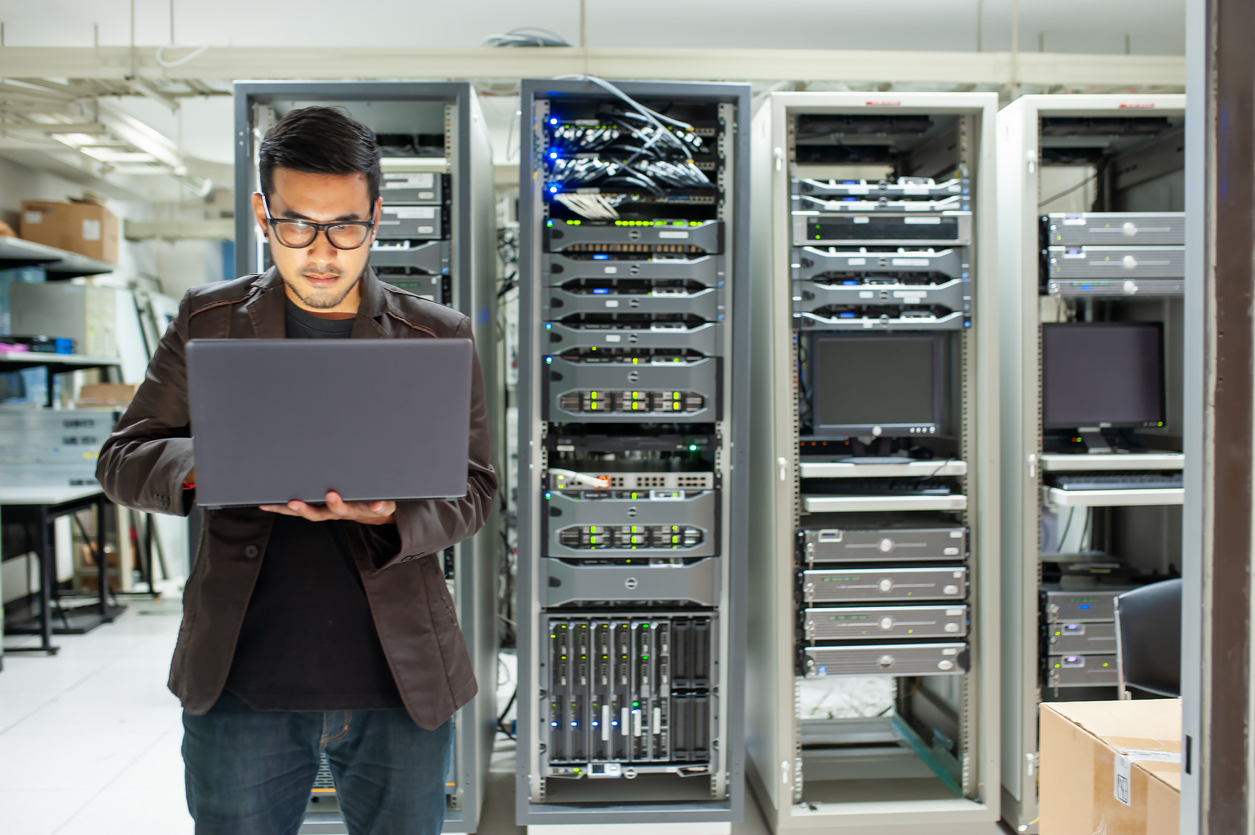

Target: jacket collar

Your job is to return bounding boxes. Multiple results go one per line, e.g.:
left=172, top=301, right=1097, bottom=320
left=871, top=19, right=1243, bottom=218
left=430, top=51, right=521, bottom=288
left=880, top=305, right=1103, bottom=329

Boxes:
left=245, top=266, right=388, bottom=339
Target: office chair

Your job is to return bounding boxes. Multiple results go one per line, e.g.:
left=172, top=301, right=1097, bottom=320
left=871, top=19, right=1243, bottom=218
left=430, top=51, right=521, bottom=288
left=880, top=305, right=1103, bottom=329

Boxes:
left=1114, top=578, right=1183, bottom=699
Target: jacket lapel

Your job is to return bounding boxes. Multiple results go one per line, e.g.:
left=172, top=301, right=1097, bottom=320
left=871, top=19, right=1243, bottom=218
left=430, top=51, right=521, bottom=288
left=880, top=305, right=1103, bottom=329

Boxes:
left=243, top=268, right=286, bottom=339
left=351, top=267, right=389, bottom=340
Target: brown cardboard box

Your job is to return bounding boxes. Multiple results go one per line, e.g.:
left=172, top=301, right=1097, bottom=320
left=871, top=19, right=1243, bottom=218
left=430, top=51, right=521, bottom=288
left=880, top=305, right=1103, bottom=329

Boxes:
left=20, top=200, right=118, bottom=263
left=1040, top=700, right=1181, bottom=835
left=76, top=383, right=139, bottom=407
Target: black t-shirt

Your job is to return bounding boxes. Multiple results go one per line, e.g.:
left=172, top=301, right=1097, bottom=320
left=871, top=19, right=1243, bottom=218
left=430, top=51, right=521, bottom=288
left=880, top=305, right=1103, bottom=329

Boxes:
left=224, top=299, right=403, bottom=710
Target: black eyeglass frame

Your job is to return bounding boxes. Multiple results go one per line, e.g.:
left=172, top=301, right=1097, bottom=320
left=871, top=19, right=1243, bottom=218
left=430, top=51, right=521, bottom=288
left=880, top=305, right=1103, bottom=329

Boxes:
left=260, top=193, right=377, bottom=251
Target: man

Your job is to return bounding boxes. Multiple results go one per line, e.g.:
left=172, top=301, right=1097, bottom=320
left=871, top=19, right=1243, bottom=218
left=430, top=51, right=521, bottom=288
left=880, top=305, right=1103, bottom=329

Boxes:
left=97, top=106, right=496, bottom=835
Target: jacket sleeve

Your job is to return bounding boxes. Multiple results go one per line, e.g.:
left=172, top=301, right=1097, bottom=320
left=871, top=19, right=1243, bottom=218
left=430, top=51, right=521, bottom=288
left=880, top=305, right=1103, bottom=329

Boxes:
left=96, top=290, right=196, bottom=517
left=375, top=316, right=498, bottom=569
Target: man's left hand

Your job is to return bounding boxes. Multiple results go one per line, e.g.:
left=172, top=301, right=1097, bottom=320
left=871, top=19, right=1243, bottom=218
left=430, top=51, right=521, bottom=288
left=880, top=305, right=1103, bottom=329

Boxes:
left=261, top=491, right=397, bottom=525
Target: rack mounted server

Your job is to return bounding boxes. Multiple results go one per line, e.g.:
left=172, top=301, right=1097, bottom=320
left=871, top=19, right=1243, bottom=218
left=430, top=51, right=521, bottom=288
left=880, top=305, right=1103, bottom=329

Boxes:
left=997, top=94, right=1188, bottom=835
left=233, top=82, right=502, bottom=835
left=747, top=93, right=1001, bottom=835
left=516, top=79, right=750, bottom=829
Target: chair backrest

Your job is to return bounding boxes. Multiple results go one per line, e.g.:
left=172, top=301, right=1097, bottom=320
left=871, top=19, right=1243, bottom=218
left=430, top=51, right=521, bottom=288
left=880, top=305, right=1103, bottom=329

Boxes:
left=1115, top=578, right=1183, bottom=698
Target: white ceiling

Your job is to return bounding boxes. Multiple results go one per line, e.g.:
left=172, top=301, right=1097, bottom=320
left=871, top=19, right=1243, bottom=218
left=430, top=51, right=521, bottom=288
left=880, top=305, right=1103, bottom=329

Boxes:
left=5, top=0, right=1185, bottom=53
left=2, top=0, right=1187, bottom=178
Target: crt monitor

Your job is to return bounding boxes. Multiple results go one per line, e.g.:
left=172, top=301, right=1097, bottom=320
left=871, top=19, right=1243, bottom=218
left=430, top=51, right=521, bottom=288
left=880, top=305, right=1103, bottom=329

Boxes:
left=809, top=333, right=944, bottom=437
left=1041, top=322, right=1165, bottom=430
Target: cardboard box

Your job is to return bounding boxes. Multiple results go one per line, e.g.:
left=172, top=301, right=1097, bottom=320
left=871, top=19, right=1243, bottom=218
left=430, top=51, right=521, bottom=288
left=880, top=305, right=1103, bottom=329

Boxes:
left=1040, top=699, right=1181, bottom=835
left=76, top=382, right=138, bottom=407
left=20, top=200, right=119, bottom=263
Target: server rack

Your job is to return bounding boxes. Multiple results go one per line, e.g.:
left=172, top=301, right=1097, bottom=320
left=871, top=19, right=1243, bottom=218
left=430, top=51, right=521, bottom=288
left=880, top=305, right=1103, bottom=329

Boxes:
left=995, top=95, right=1187, bottom=834
left=233, top=82, right=502, bottom=835
left=747, top=93, right=1001, bottom=834
left=515, top=79, right=750, bottom=831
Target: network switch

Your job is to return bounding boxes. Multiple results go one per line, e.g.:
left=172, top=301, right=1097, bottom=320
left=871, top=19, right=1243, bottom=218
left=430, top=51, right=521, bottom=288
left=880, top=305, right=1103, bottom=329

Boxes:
left=799, top=526, right=968, bottom=564
left=1042, top=212, right=1185, bottom=247
left=543, top=487, right=720, bottom=558
left=793, top=212, right=973, bottom=247
left=1046, top=653, right=1119, bottom=688
left=802, top=604, right=968, bottom=642
left=1045, top=620, right=1117, bottom=655
left=801, top=642, right=969, bottom=677
left=1044, top=245, right=1185, bottom=280
left=545, top=220, right=724, bottom=256
left=800, top=567, right=967, bottom=603
left=544, top=558, right=720, bottom=607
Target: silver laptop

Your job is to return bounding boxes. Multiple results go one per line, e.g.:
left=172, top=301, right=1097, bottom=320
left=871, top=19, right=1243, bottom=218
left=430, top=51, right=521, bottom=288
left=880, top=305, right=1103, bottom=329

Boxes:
left=186, top=339, right=472, bottom=508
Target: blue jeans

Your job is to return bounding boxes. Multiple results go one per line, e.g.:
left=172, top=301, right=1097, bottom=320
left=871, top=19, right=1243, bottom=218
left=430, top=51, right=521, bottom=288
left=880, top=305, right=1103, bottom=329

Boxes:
left=183, top=690, right=452, bottom=835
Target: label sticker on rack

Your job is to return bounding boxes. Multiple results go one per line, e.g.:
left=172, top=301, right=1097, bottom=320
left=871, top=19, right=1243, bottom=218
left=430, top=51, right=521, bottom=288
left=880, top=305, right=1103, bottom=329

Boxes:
left=658, top=231, right=690, bottom=239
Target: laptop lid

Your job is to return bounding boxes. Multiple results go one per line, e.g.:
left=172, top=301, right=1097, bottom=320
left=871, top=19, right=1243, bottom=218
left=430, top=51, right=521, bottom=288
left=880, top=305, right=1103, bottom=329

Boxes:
left=186, top=338, right=472, bottom=508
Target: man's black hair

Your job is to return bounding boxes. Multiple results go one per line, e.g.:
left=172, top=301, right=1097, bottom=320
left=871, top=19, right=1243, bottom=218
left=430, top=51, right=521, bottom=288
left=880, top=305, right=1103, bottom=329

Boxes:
left=258, top=106, right=381, bottom=210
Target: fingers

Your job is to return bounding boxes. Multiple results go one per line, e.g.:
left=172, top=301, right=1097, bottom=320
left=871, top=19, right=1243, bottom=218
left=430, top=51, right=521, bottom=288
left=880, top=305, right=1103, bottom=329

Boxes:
left=261, top=495, right=395, bottom=523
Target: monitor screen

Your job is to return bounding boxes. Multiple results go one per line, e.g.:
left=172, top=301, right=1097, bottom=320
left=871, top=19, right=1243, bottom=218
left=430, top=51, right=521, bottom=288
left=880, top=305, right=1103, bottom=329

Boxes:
left=1042, top=322, right=1165, bottom=429
left=810, top=334, right=940, bottom=435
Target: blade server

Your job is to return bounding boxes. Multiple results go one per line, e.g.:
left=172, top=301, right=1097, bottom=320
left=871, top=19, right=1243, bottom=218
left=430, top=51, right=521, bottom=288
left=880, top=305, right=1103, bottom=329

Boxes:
left=233, top=82, right=501, bottom=834
left=747, top=93, right=1001, bottom=834
left=516, top=79, right=750, bottom=828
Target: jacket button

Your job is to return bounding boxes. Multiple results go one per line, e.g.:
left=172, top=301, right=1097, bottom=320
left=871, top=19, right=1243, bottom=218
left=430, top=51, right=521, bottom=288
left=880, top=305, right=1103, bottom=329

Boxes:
left=244, top=545, right=260, bottom=558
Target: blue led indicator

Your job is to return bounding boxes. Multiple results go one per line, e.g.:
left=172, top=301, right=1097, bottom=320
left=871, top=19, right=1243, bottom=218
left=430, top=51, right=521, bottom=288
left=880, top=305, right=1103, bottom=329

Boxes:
left=592, top=288, right=609, bottom=294
left=1079, top=604, right=1092, bottom=610
left=550, top=152, right=558, bottom=159
left=549, top=186, right=558, bottom=193
left=839, top=312, right=855, bottom=318
left=551, top=722, right=559, bottom=727
left=842, top=280, right=858, bottom=285
left=593, top=254, right=609, bottom=260
left=570, top=721, right=578, bottom=727
left=550, top=118, right=558, bottom=125
left=545, top=357, right=553, bottom=363
left=546, top=323, right=552, bottom=329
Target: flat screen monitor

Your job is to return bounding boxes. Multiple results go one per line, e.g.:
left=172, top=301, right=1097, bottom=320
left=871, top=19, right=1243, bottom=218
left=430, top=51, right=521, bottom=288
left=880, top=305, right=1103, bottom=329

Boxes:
left=809, top=333, right=943, bottom=437
left=1042, top=322, right=1165, bottom=429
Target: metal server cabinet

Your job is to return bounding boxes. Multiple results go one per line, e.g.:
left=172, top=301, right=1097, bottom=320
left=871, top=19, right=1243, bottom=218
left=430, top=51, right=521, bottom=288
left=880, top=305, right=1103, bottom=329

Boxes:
left=747, top=93, right=1001, bottom=834
left=516, top=79, right=750, bottom=831
left=233, top=82, right=502, bottom=835
left=996, top=95, right=1187, bottom=835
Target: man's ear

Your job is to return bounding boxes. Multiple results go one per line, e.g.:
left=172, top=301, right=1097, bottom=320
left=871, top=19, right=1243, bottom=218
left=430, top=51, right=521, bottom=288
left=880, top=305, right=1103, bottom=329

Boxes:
left=371, top=196, right=383, bottom=242
left=251, top=191, right=269, bottom=240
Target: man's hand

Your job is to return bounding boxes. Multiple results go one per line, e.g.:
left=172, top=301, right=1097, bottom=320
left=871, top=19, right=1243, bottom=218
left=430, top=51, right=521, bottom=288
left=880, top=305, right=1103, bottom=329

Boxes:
left=260, top=491, right=396, bottom=525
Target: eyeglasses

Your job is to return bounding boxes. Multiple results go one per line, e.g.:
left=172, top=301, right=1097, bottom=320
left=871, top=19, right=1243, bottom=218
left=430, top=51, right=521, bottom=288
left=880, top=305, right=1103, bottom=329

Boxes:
left=261, top=193, right=376, bottom=250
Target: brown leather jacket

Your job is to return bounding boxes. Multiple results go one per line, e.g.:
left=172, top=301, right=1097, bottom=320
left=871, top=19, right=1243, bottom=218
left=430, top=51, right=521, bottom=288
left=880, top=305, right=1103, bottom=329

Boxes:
left=97, top=267, right=496, bottom=729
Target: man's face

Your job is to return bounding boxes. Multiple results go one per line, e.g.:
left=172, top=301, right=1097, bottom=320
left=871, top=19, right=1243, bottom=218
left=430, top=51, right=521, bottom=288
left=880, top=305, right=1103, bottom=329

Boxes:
left=250, top=168, right=381, bottom=313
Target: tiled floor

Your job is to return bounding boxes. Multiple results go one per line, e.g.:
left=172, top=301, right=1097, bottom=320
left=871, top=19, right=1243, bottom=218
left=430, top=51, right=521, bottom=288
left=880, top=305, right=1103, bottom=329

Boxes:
left=0, top=600, right=772, bottom=835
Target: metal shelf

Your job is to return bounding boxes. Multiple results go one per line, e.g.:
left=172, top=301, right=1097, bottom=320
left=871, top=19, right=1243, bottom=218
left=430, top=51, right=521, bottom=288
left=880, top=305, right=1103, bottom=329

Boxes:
left=803, top=494, right=968, bottom=513
left=1042, top=485, right=1184, bottom=508
left=0, top=236, right=116, bottom=279
left=0, top=353, right=120, bottom=373
left=800, top=460, right=967, bottom=479
left=1039, top=452, right=1184, bottom=472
